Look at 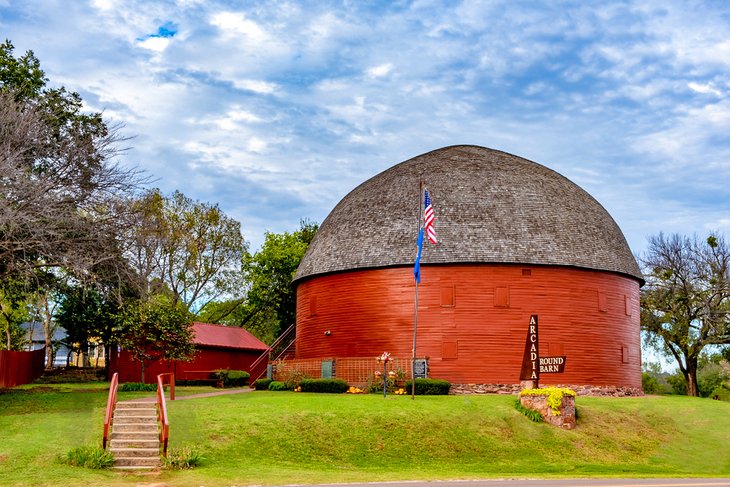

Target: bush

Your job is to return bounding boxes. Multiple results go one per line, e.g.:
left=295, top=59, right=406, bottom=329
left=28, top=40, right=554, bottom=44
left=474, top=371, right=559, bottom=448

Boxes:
left=268, top=380, right=290, bottom=391
left=710, top=384, right=730, bottom=401
left=164, top=446, right=204, bottom=469
left=698, top=362, right=729, bottom=398
left=213, top=369, right=250, bottom=388
left=642, top=372, right=661, bottom=394
left=404, top=378, right=451, bottom=395
left=63, top=446, right=115, bottom=469
left=298, top=378, right=349, bottom=393
left=254, top=378, right=273, bottom=390
left=118, top=382, right=157, bottom=392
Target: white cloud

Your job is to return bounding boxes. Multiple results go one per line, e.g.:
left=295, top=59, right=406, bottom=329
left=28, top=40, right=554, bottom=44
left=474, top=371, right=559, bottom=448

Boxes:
left=210, top=11, right=270, bottom=44
left=232, top=79, right=278, bottom=94
left=366, top=63, right=394, bottom=78
left=688, top=82, right=722, bottom=96
left=137, top=36, right=170, bottom=52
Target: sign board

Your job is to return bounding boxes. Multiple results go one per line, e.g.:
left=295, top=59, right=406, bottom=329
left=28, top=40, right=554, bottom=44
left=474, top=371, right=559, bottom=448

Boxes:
left=539, top=356, right=567, bottom=374
left=413, top=359, right=428, bottom=379
left=321, top=359, right=334, bottom=379
left=519, top=315, right=539, bottom=381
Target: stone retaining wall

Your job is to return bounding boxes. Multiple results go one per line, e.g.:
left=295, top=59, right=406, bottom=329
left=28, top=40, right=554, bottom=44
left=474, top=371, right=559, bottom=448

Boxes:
left=450, top=383, right=643, bottom=397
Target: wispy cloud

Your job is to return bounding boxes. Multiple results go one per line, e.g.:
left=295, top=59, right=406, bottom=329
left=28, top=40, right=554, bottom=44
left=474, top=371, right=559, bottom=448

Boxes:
left=1, top=0, right=728, bottom=251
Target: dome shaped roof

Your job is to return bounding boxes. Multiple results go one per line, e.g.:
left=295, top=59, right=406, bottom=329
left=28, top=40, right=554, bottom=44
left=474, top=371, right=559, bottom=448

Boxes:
left=294, top=145, right=641, bottom=283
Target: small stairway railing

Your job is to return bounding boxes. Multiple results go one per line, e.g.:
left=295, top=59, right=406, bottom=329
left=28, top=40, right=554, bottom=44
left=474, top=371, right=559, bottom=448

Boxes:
left=248, top=323, right=296, bottom=384
left=103, top=372, right=119, bottom=449
left=156, top=373, right=173, bottom=456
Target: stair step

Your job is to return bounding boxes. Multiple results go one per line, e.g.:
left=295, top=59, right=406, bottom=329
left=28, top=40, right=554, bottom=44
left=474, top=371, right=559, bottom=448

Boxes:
left=113, top=456, right=161, bottom=467
left=112, top=431, right=159, bottom=440
left=118, top=401, right=156, bottom=408
left=115, top=410, right=157, bottom=418
left=113, top=415, right=157, bottom=424
left=110, top=439, right=160, bottom=449
left=110, top=447, right=160, bottom=458
left=112, top=465, right=158, bottom=471
left=112, top=423, right=157, bottom=433
left=113, top=425, right=157, bottom=432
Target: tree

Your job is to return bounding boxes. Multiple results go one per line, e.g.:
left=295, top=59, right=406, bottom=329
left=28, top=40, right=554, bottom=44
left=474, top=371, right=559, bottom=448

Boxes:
left=227, top=220, right=317, bottom=343
left=122, top=190, right=245, bottom=312
left=0, top=41, right=145, bottom=283
left=640, top=233, right=730, bottom=396
left=0, top=278, right=31, bottom=350
left=116, top=295, right=196, bottom=382
left=55, top=284, right=120, bottom=368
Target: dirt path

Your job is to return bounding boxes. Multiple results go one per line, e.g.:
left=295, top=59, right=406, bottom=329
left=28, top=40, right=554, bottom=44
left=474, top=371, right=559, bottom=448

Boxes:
left=124, top=387, right=253, bottom=403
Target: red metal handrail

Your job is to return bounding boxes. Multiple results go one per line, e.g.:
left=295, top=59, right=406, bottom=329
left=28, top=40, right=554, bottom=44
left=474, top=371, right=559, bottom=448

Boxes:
left=158, top=372, right=175, bottom=401
left=156, top=374, right=170, bottom=457
left=102, top=372, right=118, bottom=449
left=248, top=323, right=296, bottom=384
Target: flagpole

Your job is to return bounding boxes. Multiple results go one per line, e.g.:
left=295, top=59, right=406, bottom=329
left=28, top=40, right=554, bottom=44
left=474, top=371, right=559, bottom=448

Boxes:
left=412, top=177, right=423, bottom=400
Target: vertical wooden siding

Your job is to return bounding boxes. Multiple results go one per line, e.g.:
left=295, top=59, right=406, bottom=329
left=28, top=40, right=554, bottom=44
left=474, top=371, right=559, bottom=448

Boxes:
left=0, top=348, right=46, bottom=387
left=111, top=347, right=262, bottom=383
left=295, top=264, right=642, bottom=388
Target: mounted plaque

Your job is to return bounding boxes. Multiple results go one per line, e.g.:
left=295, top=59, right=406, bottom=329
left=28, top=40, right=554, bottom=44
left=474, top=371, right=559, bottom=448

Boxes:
left=413, top=359, right=428, bottom=379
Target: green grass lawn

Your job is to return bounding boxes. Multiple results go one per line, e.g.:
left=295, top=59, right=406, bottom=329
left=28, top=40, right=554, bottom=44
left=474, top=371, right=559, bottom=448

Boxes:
left=0, top=384, right=728, bottom=486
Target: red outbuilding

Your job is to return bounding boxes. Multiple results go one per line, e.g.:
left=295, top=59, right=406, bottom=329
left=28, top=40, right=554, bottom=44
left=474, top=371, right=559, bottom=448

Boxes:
left=291, top=145, right=645, bottom=395
left=109, top=322, right=268, bottom=383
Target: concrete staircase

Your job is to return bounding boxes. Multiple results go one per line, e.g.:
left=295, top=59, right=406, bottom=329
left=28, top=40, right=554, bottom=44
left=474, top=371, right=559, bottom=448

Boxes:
left=109, top=400, right=161, bottom=470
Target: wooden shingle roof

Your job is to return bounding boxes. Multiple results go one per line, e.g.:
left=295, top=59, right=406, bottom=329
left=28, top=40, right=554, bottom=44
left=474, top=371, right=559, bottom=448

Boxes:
left=294, top=145, right=642, bottom=283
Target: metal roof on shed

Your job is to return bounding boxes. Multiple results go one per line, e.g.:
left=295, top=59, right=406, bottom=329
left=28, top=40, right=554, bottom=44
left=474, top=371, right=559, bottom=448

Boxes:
left=192, top=322, right=268, bottom=351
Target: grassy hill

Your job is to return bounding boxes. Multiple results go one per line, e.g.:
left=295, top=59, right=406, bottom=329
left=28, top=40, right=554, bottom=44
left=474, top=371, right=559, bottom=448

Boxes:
left=0, top=384, right=728, bottom=486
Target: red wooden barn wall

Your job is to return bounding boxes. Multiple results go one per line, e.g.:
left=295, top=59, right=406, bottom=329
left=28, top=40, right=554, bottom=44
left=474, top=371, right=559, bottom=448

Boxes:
left=0, top=348, right=46, bottom=388
left=295, top=264, right=642, bottom=388
left=109, top=346, right=263, bottom=383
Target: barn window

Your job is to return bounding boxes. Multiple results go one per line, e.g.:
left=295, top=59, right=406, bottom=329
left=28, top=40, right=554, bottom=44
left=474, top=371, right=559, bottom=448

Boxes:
left=625, top=295, right=632, bottom=316
left=441, top=286, right=454, bottom=307
left=495, top=287, right=509, bottom=308
left=522, top=268, right=532, bottom=276
left=442, top=340, right=458, bottom=359
left=598, top=291, right=607, bottom=312
left=622, top=346, right=630, bottom=364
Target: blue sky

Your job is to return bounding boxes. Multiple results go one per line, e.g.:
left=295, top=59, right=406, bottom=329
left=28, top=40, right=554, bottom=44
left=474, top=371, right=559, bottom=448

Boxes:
left=1, top=0, right=728, bottom=255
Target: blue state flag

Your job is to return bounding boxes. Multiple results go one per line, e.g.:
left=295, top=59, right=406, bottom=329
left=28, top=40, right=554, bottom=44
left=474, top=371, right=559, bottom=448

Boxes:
left=414, top=227, right=424, bottom=284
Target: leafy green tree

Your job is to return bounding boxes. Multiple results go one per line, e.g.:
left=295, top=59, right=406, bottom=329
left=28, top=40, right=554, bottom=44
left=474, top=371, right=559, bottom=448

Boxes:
left=123, top=190, right=245, bottom=312
left=116, top=295, right=196, bottom=382
left=239, top=220, right=317, bottom=343
left=640, top=233, right=730, bottom=396
left=55, top=285, right=119, bottom=368
left=0, top=278, right=31, bottom=350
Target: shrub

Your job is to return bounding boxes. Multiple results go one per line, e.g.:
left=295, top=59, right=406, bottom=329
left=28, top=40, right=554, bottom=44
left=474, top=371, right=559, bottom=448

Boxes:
left=698, top=362, right=729, bottom=398
left=642, top=372, right=661, bottom=394
left=280, top=367, right=311, bottom=390
left=164, top=446, right=204, bottom=469
left=118, top=382, right=157, bottom=392
left=254, top=378, right=273, bottom=390
left=298, top=378, right=349, bottom=393
left=213, top=369, right=250, bottom=388
left=63, top=445, right=115, bottom=469
left=710, top=384, right=730, bottom=401
left=268, top=380, right=290, bottom=391
left=513, top=398, right=543, bottom=423
left=404, top=378, right=451, bottom=395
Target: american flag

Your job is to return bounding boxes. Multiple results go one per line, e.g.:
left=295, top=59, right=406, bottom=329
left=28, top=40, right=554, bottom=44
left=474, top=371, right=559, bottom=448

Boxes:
left=424, top=189, right=437, bottom=244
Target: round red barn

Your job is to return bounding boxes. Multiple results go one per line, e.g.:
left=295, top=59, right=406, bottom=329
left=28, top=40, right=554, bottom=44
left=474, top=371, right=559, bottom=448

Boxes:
left=292, top=145, right=643, bottom=392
